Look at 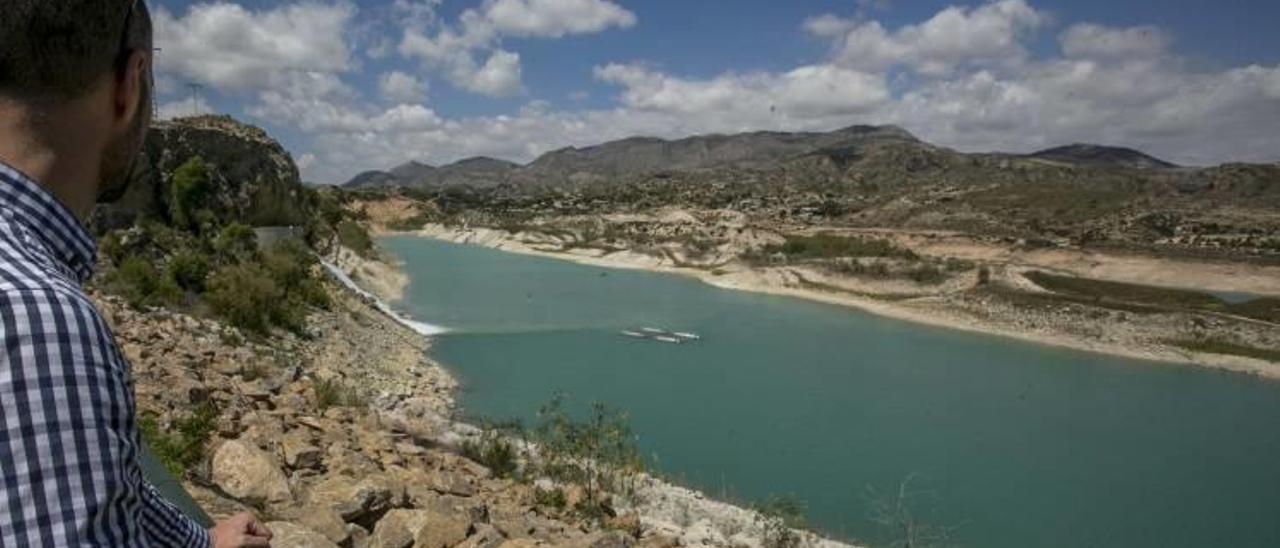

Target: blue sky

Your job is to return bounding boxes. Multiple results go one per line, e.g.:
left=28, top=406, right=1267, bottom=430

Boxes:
left=149, top=0, right=1280, bottom=183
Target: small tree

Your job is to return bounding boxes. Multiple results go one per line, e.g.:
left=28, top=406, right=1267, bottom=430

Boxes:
left=866, top=475, right=956, bottom=548
left=533, top=395, right=646, bottom=517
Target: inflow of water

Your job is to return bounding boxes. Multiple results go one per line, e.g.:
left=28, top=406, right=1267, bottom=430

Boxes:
left=381, top=235, right=1280, bottom=548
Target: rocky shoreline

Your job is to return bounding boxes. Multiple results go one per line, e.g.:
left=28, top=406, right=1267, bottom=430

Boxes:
left=399, top=223, right=1280, bottom=380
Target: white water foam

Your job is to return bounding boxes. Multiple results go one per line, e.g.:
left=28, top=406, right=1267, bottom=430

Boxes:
left=319, top=259, right=449, bottom=336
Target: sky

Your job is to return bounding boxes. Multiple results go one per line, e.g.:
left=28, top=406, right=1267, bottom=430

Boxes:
left=148, top=0, right=1280, bottom=184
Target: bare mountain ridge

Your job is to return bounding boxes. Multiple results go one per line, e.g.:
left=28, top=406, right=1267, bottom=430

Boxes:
left=1031, top=144, right=1180, bottom=169
left=348, top=156, right=521, bottom=190
left=344, top=124, right=1201, bottom=189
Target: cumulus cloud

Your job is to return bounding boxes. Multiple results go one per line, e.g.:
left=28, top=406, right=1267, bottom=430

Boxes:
left=378, top=71, right=429, bottom=103
left=810, top=0, right=1047, bottom=74
left=1059, top=24, right=1171, bottom=60
left=459, top=50, right=525, bottom=96
left=154, top=2, right=355, bottom=92
left=396, top=0, right=634, bottom=96
left=482, top=0, right=636, bottom=38
left=594, top=63, right=889, bottom=122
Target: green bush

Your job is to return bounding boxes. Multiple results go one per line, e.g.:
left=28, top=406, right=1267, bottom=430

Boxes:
left=261, top=240, right=331, bottom=312
left=462, top=422, right=522, bottom=479
left=139, top=403, right=218, bottom=476
left=753, top=495, right=807, bottom=548
left=336, top=220, right=374, bottom=257
left=313, top=377, right=367, bottom=411
left=534, top=396, right=645, bottom=513
left=213, top=223, right=258, bottom=265
left=205, top=263, right=283, bottom=334
left=106, top=256, right=182, bottom=308
left=534, top=487, right=567, bottom=510
left=761, top=234, right=918, bottom=261
left=169, top=157, right=213, bottom=229
left=167, top=251, right=211, bottom=293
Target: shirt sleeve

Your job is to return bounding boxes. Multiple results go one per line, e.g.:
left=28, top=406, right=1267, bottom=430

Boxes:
left=0, top=288, right=210, bottom=547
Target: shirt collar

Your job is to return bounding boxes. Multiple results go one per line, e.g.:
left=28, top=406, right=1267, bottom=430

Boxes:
left=0, top=162, right=98, bottom=283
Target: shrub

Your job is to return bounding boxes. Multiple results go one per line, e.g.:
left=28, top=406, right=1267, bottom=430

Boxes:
left=761, top=234, right=918, bottom=261
left=169, top=156, right=213, bottom=229
left=336, top=221, right=374, bottom=257
left=106, top=256, right=182, bottom=308
left=904, top=264, right=947, bottom=285
left=261, top=240, right=331, bottom=313
left=534, top=487, right=567, bottom=511
left=212, top=223, right=258, bottom=265
left=205, top=263, right=283, bottom=334
left=533, top=396, right=645, bottom=512
left=167, top=251, right=211, bottom=293
left=313, top=377, right=367, bottom=411
left=753, top=495, right=807, bottom=548
left=139, top=403, right=218, bottom=476
left=462, top=421, right=522, bottom=479
left=977, top=266, right=992, bottom=286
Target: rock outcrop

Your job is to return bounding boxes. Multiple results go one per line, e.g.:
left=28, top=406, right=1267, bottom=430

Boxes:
left=94, top=115, right=311, bottom=231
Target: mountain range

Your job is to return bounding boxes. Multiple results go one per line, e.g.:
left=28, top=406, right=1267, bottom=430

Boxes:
left=343, top=124, right=1188, bottom=189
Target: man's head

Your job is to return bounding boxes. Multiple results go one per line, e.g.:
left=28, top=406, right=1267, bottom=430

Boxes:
left=0, top=0, right=154, bottom=206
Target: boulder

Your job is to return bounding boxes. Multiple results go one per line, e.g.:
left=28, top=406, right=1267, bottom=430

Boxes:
left=210, top=440, right=291, bottom=505
left=308, top=475, right=400, bottom=522
left=369, top=509, right=430, bottom=548
left=497, top=541, right=541, bottom=548
left=566, top=532, right=634, bottom=548
left=281, top=430, right=323, bottom=470
left=415, top=509, right=474, bottom=548
left=284, top=506, right=350, bottom=547
left=454, top=523, right=505, bottom=548
left=265, top=521, right=341, bottom=548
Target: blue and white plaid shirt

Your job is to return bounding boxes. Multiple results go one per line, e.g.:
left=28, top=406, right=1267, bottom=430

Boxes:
left=0, top=163, right=210, bottom=547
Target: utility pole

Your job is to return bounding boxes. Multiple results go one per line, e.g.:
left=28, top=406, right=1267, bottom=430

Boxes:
left=151, top=47, right=161, bottom=120
left=187, top=83, right=203, bottom=117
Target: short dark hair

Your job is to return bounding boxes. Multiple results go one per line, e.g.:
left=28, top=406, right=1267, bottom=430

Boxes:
left=0, top=0, right=153, bottom=102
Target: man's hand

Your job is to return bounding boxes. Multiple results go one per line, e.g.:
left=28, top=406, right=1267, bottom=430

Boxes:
left=209, top=512, right=273, bottom=548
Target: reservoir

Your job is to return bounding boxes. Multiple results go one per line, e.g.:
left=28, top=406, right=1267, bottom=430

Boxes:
left=381, top=235, right=1280, bottom=548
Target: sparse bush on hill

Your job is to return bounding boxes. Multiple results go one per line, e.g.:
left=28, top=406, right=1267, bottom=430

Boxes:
left=753, top=495, right=806, bottom=548
left=313, top=376, right=367, bottom=411
left=462, top=395, right=647, bottom=520
left=139, top=402, right=218, bottom=476
left=213, top=223, right=258, bottom=264
left=337, top=220, right=375, bottom=257
left=104, top=256, right=182, bottom=308
left=749, top=233, right=918, bottom=264
left=168, top=156, right=213, bottom=229
left=205, top=263, right=284, bottom=334
left=167, top=250, right=211, bottom=293
left=462, top=419, right=524, bottom=479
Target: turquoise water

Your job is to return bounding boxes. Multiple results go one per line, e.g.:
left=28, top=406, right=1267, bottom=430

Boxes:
left=1208, top=290, right=1264, bottom=304
left=381, top=236, right=1280, bottom=548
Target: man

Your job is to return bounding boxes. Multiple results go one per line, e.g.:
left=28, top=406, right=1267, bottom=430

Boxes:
left=0, top=2, right=272, bottom=546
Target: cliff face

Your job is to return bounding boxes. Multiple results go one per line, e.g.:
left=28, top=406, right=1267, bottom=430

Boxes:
left=93, top=115, right=310, bottom=231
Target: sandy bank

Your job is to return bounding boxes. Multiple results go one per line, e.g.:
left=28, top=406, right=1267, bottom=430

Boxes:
left=405, top=224, right=1280, bottom=381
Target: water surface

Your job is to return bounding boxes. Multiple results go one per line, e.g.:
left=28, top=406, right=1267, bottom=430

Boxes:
left=382, top=235, right=1280, bottom=548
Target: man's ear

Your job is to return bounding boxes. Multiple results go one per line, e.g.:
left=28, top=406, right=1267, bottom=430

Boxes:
left=113, top=50, right=149, bottom=130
